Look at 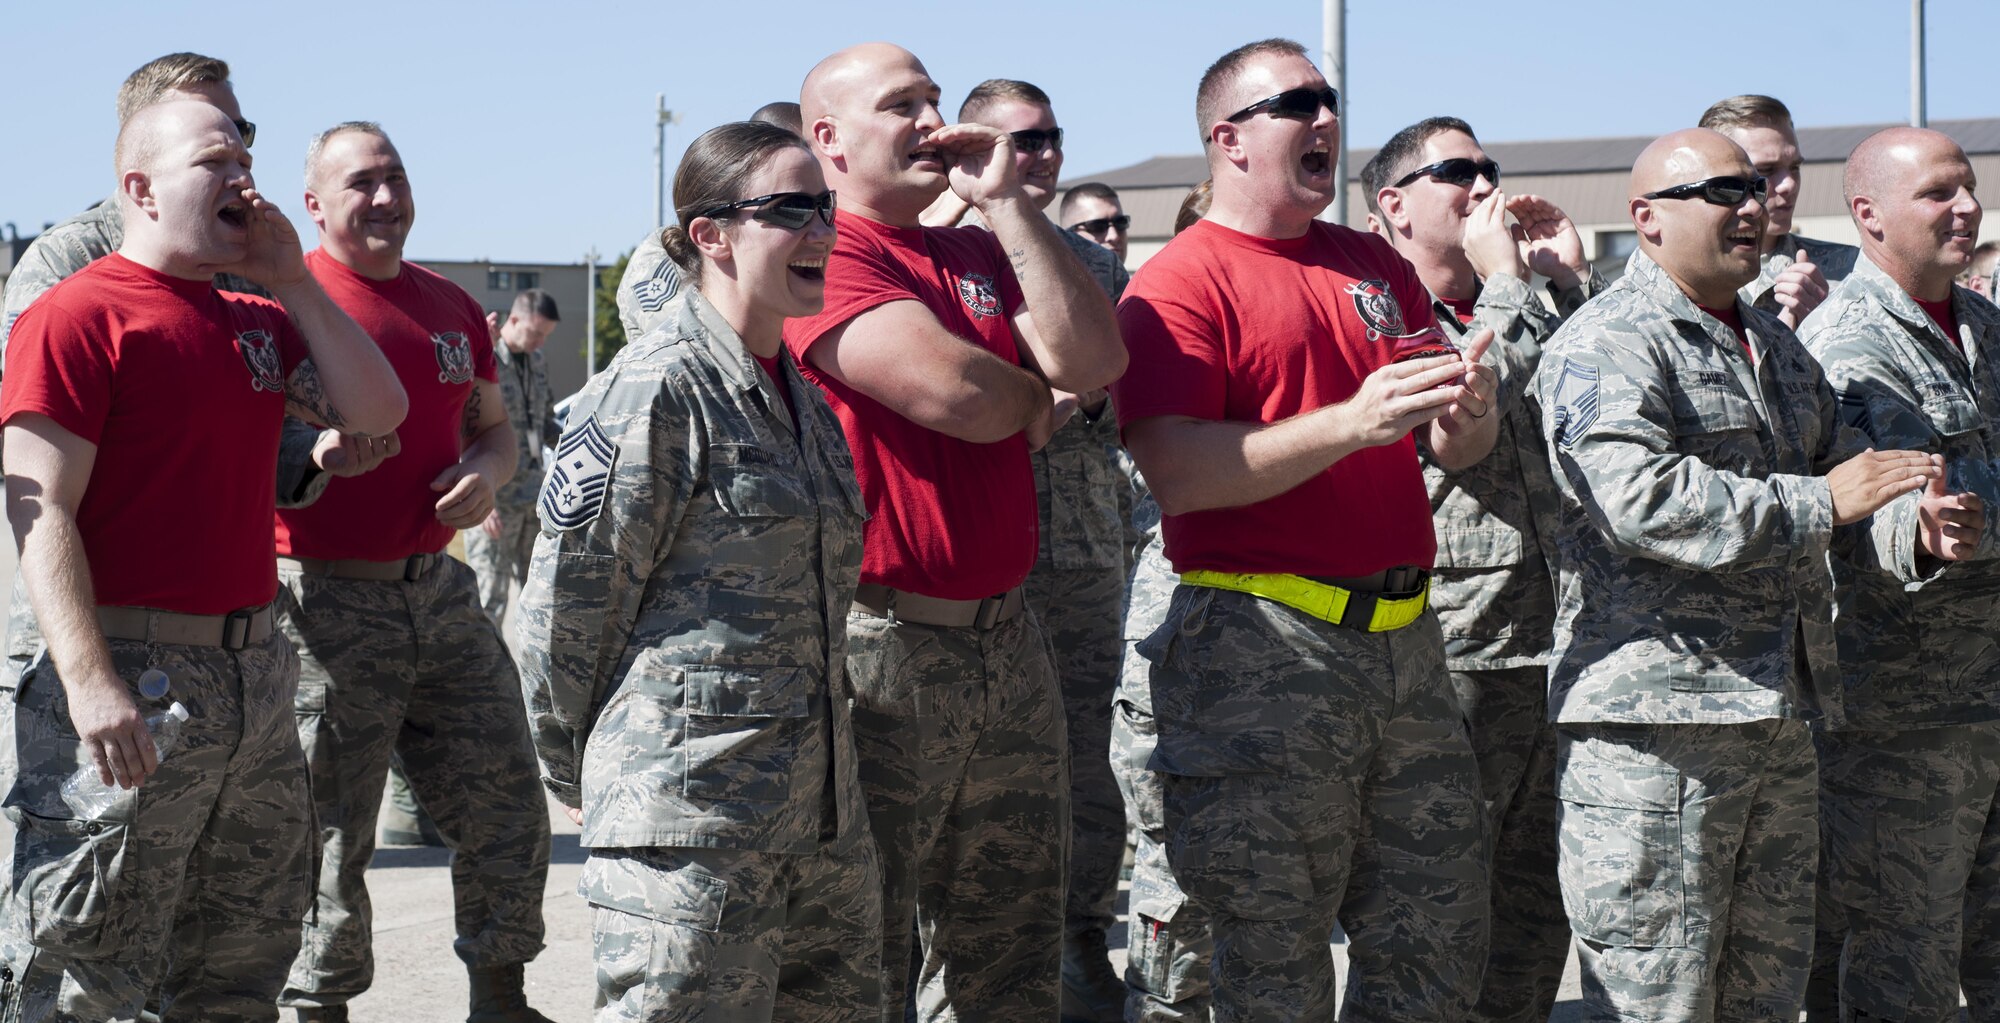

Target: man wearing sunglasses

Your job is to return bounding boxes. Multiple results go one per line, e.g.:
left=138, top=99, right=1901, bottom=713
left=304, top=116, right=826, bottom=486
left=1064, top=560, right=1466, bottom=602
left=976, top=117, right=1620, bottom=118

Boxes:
left=1797, top=126, right=2000, bottom=1023
left=1533, top=126, right=1971, bottom=1022
left=791, top=44, right=1125, bottom=1022
left=1114, top=39, right=1500, bottom=1022
left=1361, top=114, right=1599, bottom=1023
left=1699, top=95, right=1859, bottom=330
left=1062, top=183, right=1130, bottom=264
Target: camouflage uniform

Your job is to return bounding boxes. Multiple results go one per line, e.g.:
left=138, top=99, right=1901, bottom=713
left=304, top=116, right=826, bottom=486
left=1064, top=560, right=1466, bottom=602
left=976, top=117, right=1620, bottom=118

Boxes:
left=466, top=339, right=558, bottom=628
left=1740, top=232, right=1860, bottom=314
left=517, top=292, right=882, bottom=1020
left=1016, top=228, right=1132, bottom=1020
left=615, top=229, right=689, bottom=342
left=1, top=630, right=315, bottom=1022
left=1799, top=259, right=2000, bottom=1021
left=1416, top=270, right=1598, bottom=1023
left=1535, top=251, right=1925, bottom=1021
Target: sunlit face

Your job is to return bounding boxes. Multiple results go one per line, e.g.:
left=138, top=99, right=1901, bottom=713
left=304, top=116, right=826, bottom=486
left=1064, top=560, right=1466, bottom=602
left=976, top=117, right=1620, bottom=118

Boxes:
left=1214, top=53, right=1339, bottom=219
left=132, top=103, right=258, bottom=270
left=1873, top=139, right=1982, bottom=281
left=702, top=146, right=837, bottom=321
left=978, top=98, right=1063, bottom=209
left=827, top=54, right=947, bottom=204
left=1640, top=143, right=1768, bottom=296
left=307, top=129, right=414, bottom=260
left=1065, top=193, right=1128, bottom=262
left=1723, top=122, right=1803, bottom=246
left=1389, top=129, right=1497, bottom=251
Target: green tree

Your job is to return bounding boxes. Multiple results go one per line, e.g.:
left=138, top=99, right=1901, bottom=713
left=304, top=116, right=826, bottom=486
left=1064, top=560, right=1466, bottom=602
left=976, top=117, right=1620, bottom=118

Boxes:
left=584, top=249, right=631, bottom=369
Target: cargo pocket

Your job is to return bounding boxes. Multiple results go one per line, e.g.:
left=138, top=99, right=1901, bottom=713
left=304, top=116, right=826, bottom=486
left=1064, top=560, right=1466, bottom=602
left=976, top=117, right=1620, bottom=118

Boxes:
left=1155, top=732, right=1308, bottom=924
left=679, top=666, right=809, bottom=804
left=579, top=851, right=727, bottom=1017
left=1556, top=759, right=1685, bottom=947
left=4, top=807, right=134, bottom=959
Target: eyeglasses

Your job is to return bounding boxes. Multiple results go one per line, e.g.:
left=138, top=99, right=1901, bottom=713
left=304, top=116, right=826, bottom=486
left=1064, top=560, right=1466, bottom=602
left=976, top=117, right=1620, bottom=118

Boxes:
left=1225, top=86, right=1340, bottom=124
left=1068, top=215, right=1131, bottom=238
left=1009, top=128, right=1064, bottom=155
left=1641, top=175, right=1768, bottom=207
left=233, top=119, right=256, bottom=149
left=1393, top=158, right=1500, bottom=189
left=695, top=190, right=837, bottom=231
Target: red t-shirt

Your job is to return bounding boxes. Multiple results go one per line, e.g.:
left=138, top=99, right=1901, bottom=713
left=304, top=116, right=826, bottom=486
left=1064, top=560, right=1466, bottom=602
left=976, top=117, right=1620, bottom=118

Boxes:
left=784, top=210, right=1034, bottom=599
left=1114, top=219, right=1440, bottom=577
left=275, top=250, right=497, bottom=560
left=753, top=351, right=794, bottom=422
left=1443, top=295, right=1478, bottom=325
left=0, top=253, right=306, bottom=614
left=1917, top=295, right=1961, bottom=350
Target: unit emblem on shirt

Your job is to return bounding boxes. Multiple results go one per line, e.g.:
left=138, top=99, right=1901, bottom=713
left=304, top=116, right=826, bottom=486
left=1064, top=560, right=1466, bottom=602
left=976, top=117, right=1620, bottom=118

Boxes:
left=1346, top=279, right=1409, bottom=342
left=432, top=331, right=475, bottom=385
left=958, top=273, right=1001, bottom=320
left=540, top=416, right=618, bottom=531
left=236, top=329, right=284, bottom=393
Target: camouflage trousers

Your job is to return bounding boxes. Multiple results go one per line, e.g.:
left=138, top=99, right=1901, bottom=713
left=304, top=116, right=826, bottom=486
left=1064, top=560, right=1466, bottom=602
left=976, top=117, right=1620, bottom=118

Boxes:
left=1451, top=666, right=1569, bottom=1023
left=1021, top=563, right=1126, bottom=939
left=1111, top=638, right=1210, bottom=1023
left=0, top=627, right=314, bottom=1022
left=1556, top=719, right=1817, bottom=1023
left=276, top=555, right=552, bottom=1007
left=464, top=500, right=539, bottom=629
left=1141, top=586, right=1488, bottom=1022
left=845, top=606, right=1068, bottom=1023
left=580, top=826, right=884, bottom=1022
left=1818, top=722, right=2000, bottom=1022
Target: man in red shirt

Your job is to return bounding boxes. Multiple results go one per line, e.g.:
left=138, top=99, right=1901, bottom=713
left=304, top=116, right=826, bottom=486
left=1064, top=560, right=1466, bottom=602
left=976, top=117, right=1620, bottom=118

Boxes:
left=1114, top=39, right=1499, bottom=1021
left=788, top=42, right=1126, bottom=1021
left=273, top=122, right=553, bottom=1023
left=0, top=99, right=406, bottom=1022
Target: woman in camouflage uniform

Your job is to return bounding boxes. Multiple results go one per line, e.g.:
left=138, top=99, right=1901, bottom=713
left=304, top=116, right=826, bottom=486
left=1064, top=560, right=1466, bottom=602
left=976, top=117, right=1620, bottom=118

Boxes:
left=515, top=122, right=881, bottom=1021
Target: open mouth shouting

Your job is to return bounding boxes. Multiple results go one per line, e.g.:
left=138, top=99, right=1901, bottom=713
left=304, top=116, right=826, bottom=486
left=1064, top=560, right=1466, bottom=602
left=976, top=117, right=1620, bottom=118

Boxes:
left=909, top=145, right=944, bottom=171
left=789, top=256, right=827, bottom=282
left=218, top=196, right=249, bottom=230
left=1301, top=144, right=1331, bottom=177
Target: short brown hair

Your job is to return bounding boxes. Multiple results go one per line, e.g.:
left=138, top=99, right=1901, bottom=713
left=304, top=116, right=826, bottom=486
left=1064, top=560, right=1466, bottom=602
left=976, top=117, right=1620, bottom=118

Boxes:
left=1196, top=39, right=1309, bottom=146
left=1059, top=182, right=1121, bottom=223
left=959, top=79, right=1052, bottom=125
left=512, top=289, right=560, bottom=322
left=116, top=52, right=230, bottom=124
left=664, top=121, right=814, bottom=285
left=1698, top=95, right=1794, bottom=135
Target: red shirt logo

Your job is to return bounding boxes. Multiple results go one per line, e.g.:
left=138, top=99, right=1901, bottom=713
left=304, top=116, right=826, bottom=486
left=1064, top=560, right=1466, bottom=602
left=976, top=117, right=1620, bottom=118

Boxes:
left=1345, top=279, right=1408, bottom=341
left=432, top=331, right=474, bottom=384
left=957, top=273, right=1001, bottom=320
left=236, top=329, right=284, bottom=393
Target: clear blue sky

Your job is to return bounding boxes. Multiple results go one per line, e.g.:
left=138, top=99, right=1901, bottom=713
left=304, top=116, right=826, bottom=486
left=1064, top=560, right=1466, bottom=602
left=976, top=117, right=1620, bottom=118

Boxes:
left=5, top=0, right=1995, bottom=264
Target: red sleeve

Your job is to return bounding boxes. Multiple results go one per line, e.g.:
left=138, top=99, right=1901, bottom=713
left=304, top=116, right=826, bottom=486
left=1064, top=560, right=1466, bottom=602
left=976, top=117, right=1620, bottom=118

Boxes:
left=0, top=302, right=114, bottom=444
left=1111, top=278, right=1227, bottom=429
left=783, top=232, right=915, bottom=360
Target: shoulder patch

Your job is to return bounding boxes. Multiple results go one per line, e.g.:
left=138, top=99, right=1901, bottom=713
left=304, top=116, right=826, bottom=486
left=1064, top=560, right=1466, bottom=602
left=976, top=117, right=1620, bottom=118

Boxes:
left=1549, top=358, right=1601, bottom=450
left=633, top=258, right=681, bottom=313
left=540, top=417, right=619, bottom=531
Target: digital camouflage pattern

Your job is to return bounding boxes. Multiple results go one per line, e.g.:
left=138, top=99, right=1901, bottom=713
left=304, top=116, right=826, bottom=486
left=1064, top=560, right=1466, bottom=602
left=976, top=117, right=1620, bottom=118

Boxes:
left=1799, top=259, right=2000, bottom=1020
left=516, top=292, right=879, bottom=1017
left=1557, top=720, right=1818, bottom=1021
left=0, top=630, right=314, bottom=1022
left=278, top=555, right=552, bottom=1007
left=1740, top=232, right=1861, bottom=315
left=1534, top=250, right=1924, bottom=728
left=1138, top=586, right=1486, bottom=1022
left=467, top=338, right=560, bottom=626
left=614, top=229, right=689, bottom=342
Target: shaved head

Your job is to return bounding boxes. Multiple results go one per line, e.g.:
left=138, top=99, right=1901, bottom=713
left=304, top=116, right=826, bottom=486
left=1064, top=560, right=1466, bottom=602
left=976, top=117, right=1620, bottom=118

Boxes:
left=801, top=42, right=926, bottom=125
left=1628, top=128, right=1764, bottom=306
left=1845, top=126, right=1959, bottom=209
left=798, top=42, right=946, bottom=225
left=1630, top=127, right=1745, bottom=200
left=1845, top=127, right=1981, bottom=299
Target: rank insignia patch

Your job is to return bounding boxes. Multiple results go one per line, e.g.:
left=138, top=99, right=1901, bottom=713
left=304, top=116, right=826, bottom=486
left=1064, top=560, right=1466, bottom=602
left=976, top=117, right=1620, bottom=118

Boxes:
left=540, top=416, right=618, bottom=530
left=1550, top=358, right=1601, bottom=450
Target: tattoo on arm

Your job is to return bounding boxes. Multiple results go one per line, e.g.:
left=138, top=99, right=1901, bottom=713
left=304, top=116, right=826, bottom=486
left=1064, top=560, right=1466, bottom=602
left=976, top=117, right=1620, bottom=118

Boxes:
left=1008, top=247, right=1028, bottom=274
left=461, top=383, right=484, bottom=441
left=285, top=360, right=350, bottom=432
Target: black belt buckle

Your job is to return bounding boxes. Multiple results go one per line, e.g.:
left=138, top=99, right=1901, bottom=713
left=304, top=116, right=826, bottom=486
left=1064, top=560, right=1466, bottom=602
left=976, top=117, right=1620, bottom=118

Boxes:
left=1337, top=592, right=1379, bottom=631
left=404, top=554, right=429, bottom=583
left=1381, top=565, right=1428, bottom=598
left=221, top=608, right=256, bottom=651
left=973, top=594, right=1007, bottom=630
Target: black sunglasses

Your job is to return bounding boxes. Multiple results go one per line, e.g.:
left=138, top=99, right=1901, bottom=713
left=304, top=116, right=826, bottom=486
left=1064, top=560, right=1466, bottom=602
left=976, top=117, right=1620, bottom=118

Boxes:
left=1393, top=157, right=1499, bottom=189
left=1225, top=86, right=1340, bottom=123
left=234, top=119, right=256, bottom=149
left=696, top=190, right=837, bottom=231
left=1009, top=128, right=1064, bottom=155
left=1642, top=175, right=1768, bottom=207
left=1068, top=215, right=1131, bottom=238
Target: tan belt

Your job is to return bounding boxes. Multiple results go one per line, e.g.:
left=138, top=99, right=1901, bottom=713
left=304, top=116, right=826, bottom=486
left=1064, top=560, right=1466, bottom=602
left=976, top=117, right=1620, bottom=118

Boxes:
left=852, top=585, right=1025, bottom=629
left=97, top=604, right=277, bottom=650
left=279, top=552, right=443, bottom=583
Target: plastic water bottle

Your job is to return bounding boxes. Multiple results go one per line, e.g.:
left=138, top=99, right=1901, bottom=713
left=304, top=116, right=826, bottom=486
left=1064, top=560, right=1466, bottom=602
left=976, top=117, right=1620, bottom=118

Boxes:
left=60, top=679, right=190, bottom=817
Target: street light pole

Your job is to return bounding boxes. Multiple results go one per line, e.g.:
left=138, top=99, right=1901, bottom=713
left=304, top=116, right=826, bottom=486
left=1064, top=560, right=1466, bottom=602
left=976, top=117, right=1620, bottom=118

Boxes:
left=585, top=247, right=600, bottom=375
left=1911, top=0, right=1927, bottom=127
left=1323, top=0, right=1348, bottom=225
left=654, top=94, right=668, bottom=229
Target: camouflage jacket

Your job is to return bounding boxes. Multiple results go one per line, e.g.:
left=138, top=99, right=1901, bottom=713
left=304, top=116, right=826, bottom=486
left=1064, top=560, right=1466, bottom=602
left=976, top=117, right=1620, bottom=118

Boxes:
left=1033, top=228, right=1133, bottom=573
left=516, top=290, right=870, bottom=853
left=1800, top=255, right=2000, bottom=729
left=0, top=197, right=326, bottom=506
left=1535, top=251, right=1922, bottom=726
left=1417, top=270, right=1599, bottom=671
left=493, top=340, right=558, bottom=510
left=615, top=228, right=688, bottom=342
left=1740, top=231, right=1861, bottom=315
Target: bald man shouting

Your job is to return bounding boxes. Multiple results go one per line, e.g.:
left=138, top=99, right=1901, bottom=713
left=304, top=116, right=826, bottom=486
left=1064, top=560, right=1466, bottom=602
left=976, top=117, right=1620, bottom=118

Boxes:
left=1798, top=127, right=2000, bottom=1022
left=784, top=42, right=1125, bottom=1022
left=1533, top=127, right=1967, bottom=1020
left=0, top=100, right=405, bottom=1022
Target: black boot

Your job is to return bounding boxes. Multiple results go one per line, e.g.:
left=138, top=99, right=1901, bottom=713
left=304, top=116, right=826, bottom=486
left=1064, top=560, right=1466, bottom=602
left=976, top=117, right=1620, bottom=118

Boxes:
left=1060, top=927, right=1127, bottom=1023
left=467, top=963, right=556, bottom=1023
left=294, top=1006, right=349, bottom=1023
